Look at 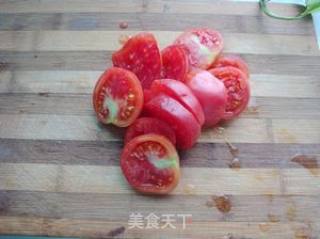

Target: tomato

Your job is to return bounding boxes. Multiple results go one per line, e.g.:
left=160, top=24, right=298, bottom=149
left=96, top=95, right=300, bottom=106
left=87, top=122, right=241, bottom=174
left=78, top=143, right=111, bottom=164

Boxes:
left=144, top=94, right=201, bottom=150
left=112, top=32, right=161, bottom=89
left=186, top=70, right=227, bottom=127
left=211, top=55, right=249, bottom=78
left=174, top=28, right=224, bottom=70
left=121, top=134, right=180, bottom=194
left=150, top=79, right=205, bottom=126
left=209, top=67, right=250, bottom=120
left=143, top=89, right=152, bottom=104
left=124, top=117, right=176, bottom=145
left=161, top=45, right=189, bottom=82
left=93, top=67, right=143, bottom=127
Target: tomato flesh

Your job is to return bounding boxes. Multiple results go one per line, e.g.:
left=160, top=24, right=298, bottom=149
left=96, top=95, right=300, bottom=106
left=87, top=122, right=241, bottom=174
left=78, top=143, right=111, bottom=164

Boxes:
left=174, top=28, right=224, bottom=70
left=144, top=94, right=201, bottom=150
left=124, top=117, right=176, bottom=145
left=161, top=45, right=189, bottom=82
left=209, top=66, right=250, bottom=120
left=211, top=55, right=249, bottom=78
left=150, top=79, right=205, bottom=126
left=121, top=134, right=180, bottom=194
left=187, top=70, right=227, bottom=127
left=93, top=67, right=143, bottom=127
left=112, top=32, right=161, bottom=89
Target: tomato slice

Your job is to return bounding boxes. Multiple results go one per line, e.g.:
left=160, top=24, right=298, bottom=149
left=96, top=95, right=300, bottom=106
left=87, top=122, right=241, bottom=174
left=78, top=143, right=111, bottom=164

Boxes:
left=93, top=67, right=143, bottom=127
left=121, top=133, right=180, bottom=194
left=211, top=55, right=250, bottom=78
left=174, top=28, right=224, bottom=70
left=124, top=117, right=176, bottom=145
left=161, top=45, right=189, bottom=82
left=150, top=79, right=205, bottom=126
left=209, top=67, right=250, bottom=120
left=112, top=32, right=161, bottom=89
left=186, top=70, right=227, bottom=127
left=144, top=94, right=201, bottom=150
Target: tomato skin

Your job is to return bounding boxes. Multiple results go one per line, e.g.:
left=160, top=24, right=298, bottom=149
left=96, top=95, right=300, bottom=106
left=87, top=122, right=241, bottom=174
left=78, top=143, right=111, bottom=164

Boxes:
left=161, top=45, right=189, bottom=82
left=124, top=117, right=176, bottom=145
left=93, top=67, right=143, bottom=127
left=112, top=32, right=161, bottom=89
left=121, top=133, right=180, bottom=195
left=150, top=79, right=205, bottom=126
left=174, top=28, right=224, bottom=70
left=186, top=70, right=227, bottom=127
left=144, top=94, right=201, bottom=150
left=211, top=55, right=249, bottom=78
left=209, top=66, right=250, bottom=120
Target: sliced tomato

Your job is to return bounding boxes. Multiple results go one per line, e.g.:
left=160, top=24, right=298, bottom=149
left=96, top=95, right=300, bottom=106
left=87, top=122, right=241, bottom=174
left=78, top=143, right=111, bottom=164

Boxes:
left=121, top=133, right=180, bottom=194
left=161, top=45, right=189, bottom=82
left=144, top=94, right=201, bottom=150
left=174, top=28, right=224, bottom=70
left=93, top=67, right=143, bottom=127
left=112, top=32, right=161, bottom=89
left=209, top=67, right=250, bottom=120
left=150, top=79, right=205, bottom=126
left=186, top=70, right=227, bottom=127
left=211, top=55, right=250, bottom=78
left=124, top=117, right=176, bottom=145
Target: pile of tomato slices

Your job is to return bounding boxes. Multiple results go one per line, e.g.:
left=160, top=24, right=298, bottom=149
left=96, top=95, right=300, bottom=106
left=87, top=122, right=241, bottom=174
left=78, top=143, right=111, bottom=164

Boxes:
left=93, top=28, right=250, bottom=195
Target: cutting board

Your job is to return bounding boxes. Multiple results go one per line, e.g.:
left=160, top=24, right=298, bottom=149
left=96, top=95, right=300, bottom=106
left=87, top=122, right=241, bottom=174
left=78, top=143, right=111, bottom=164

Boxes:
left=0, top=0, right=319, bottom=238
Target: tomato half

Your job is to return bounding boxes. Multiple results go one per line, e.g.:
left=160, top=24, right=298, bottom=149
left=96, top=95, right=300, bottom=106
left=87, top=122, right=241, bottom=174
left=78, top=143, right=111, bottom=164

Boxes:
left=186, top=70, right=227, bottom=127
left=93, top=67, right=143, bottom=127
left=144, top=94, right=201, bottom=150
left=150, top=79, right=205, bottom=126
left=161, top=45, right=189, bottom=82
left=211, top=55, right=250, bottom=78
left=124, top=117, right=176, bottom=145
left=209, top=67, right=250, bottom=120
left=174, top=28, right=224, bottom=70
left=121, top=133, right=180, bottom=194
left=112, top=32, right=161, bottom=89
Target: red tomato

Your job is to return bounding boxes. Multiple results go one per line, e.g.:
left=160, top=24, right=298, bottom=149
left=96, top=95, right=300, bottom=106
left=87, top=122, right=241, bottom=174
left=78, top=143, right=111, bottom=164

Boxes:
left=174, top=28, right=224, bottom=70
left=93, top=67, right=143, bottom=127
left=124, top=117, right=176, bottom=145
left=209, top=67, right=250, bottom=120
left=112, top=32, right=161, bottom=89
left=161, top=45, right=189, bottom=82
left=144, top=94, right=201, bottom=150
left=211, top=55, right=249, bottom=78
left=150, top=79, right=205, bottom=126
left=121, top=133, right=180, bottom=194
left=186, top=70, right=227, bottom=127
left=143, top=89, right=152, bottom=104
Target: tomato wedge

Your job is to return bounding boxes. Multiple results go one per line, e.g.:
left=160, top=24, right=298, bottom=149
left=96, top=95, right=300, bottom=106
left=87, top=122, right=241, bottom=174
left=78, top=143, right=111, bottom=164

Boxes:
left=211, top=55, right=250, bottom=78
left=124, top=117, right=176, bottom=145
left=209, top=67, right=250, bottom=120
left=112, top=32, right=161, bottom=89
left=186, top=70, right=227, bottom=127
left=144, top=94, right=201, bottom=150
left=121, top=134, right=180, bottom=194
left=161, top=45, right=189, bottom=82
left=174, top=28, right=224, bottom=70
left=150, top=79, right=205, bottom=126
left=93, top=67, right=143, bottom=127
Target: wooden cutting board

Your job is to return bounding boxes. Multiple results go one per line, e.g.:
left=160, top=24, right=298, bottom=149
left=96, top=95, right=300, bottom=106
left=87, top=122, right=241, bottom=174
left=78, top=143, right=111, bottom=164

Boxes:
left=0, top=0, right=319, bottom=238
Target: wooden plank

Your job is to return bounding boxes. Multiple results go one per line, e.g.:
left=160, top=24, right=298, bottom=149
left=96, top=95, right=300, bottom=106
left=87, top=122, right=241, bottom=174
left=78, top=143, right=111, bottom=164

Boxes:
left=0, top=31, right=318, bottom=56
left=0, top=216, right=317, bottom=239
left=0, top=0, right=303, bottom=16
left=1, top=71, right=319, bottom=98
left=0, top=12, right=313, bottom=35
left=0, top=163, right=281, bottom=195
left=2, top=52, right=320, bottom=76
left=1, top=139, right=319, bottom=168
left=0, top=191, right=319, bottom=223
